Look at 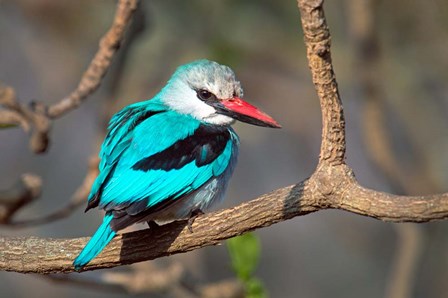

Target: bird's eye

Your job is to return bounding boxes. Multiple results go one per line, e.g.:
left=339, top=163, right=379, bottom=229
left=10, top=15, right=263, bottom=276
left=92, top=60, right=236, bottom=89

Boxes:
left=197, top=89, right=214, bottom=101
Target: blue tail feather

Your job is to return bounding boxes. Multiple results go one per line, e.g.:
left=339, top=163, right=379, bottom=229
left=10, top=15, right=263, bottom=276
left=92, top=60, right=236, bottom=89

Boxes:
left=73, top=213, right=116, bottom=270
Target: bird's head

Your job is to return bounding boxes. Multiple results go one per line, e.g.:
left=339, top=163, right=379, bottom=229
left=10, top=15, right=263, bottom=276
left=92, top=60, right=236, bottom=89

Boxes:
left=160, top=60, right=281, bottom=128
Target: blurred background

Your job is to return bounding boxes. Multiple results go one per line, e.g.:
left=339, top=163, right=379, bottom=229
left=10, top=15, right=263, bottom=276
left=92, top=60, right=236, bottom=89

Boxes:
left=1, top=0, right=448, bottom=297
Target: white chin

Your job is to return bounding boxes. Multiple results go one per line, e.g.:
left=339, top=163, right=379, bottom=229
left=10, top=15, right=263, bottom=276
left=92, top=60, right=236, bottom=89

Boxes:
left=203, top=114, right=235, bottom=126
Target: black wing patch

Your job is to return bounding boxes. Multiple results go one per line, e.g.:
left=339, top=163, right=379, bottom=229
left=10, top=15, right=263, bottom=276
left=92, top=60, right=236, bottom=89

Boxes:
left=86, top=107, right=165, bottom=213
left=132, top=124, right=230, bottom=172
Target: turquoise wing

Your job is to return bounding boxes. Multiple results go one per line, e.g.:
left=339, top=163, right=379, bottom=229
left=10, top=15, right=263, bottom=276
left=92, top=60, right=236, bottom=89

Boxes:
left=87, top=100, right=167, bottom=209
left=87, top=100, right=237, bottom=224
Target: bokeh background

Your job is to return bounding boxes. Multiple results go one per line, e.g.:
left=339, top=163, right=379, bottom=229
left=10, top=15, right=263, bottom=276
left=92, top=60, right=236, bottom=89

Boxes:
left=1, top=0, right=448, bottom=297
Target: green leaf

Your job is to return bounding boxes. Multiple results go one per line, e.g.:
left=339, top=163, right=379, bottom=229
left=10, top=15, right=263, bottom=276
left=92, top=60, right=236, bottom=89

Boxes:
left=226, top=233, right=261, bottom=281
left=246, top=278, right=268, bottom=298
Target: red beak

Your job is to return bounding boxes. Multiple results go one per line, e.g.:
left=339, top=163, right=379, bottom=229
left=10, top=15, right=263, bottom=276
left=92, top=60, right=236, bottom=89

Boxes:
left=219, top=97, right=281, bottom=128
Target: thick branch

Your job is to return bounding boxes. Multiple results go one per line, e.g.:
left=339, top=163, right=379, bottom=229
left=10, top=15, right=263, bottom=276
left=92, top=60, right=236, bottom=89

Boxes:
left=298, top=0, right=346, bottom=165
left=0, top=180, right=313, bottom=273
left=1, top=167, right=448, bottom=274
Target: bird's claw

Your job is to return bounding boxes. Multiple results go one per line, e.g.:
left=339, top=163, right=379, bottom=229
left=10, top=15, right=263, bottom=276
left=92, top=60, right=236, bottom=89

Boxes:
left=187, top=209, right=204, bottom=233
left=147, top=220, right=160, bottom=229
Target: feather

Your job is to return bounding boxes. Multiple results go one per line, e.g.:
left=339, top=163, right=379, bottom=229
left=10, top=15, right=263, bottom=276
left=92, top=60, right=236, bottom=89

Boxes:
left=73, top=212, right=116, bottom=270
left=86, top=101, right=167, bottom=209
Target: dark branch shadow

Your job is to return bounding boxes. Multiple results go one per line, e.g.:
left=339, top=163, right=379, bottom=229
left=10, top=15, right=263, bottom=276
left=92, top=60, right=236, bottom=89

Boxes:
left=119, top=220, right=188, bottom=265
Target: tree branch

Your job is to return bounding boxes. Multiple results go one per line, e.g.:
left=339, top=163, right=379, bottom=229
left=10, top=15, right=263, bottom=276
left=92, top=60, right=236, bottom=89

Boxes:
left=0, top=86, right=50, bottom=153
left=0, top=0, right=139, bottom=153
left=0, top=157, right=99, bottom=228
left=1, top=0, right=447, bottom=275
left=1, top=167, right=448, bottom=274
left=46, top=0, right=139, bottom=118
left=298, top=0, right=346, bottom=166
left=0, top=174, right=42, bottom=223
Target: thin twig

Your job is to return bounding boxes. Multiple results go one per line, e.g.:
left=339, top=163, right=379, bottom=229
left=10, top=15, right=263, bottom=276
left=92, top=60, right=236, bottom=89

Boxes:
left=0, top=0, right=139, bottom=153
left=1, top=157, right=99, bottom=228
left=0, top=174, right=42, bottom=223
left=47, top=0, right=139, bottom=118
left=0, top=85, right=50, bottom=153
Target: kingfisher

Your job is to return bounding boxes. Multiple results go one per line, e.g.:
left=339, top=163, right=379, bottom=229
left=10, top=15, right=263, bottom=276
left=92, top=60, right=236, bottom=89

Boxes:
left=73, top=59, right=280, bottom=270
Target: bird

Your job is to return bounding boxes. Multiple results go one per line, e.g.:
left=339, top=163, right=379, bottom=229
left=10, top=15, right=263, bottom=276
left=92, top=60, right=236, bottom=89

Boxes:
left=73, top=59, right=280, bottom=270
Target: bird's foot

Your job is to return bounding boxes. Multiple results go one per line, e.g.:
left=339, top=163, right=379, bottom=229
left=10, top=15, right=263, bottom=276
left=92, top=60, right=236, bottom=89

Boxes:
left=147, top=220, right=160, bottom=230
left=187, top=209, right=204, bottom=233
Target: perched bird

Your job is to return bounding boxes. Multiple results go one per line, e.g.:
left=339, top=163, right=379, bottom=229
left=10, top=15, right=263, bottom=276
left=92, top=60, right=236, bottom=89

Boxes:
left=73, top=59, right=280, bottom=269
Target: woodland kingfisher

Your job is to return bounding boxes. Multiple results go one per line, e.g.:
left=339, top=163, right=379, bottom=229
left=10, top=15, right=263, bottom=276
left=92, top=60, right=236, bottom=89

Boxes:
left=73, top=59, right=280, bottom=269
